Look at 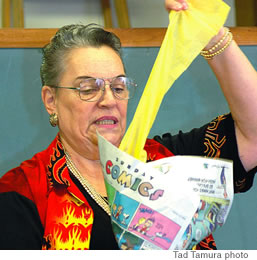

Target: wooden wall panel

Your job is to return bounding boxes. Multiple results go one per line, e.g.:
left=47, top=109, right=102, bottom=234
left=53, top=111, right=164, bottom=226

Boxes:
left=0, top=27, right=257, bottom=48
left=235, top=0, right=257, bottom=26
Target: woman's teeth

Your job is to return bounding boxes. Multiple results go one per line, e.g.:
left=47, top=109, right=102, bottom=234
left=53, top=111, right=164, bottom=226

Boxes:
left=96, top=120, right=115, bottom=125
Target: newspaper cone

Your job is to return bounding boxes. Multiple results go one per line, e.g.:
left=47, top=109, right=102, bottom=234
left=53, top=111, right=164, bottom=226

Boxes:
left=99, top=134, right=234, bottom=250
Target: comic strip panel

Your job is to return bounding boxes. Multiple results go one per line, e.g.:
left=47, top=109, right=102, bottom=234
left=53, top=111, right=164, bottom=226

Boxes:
left=178, top=198, right=230, bottom=249
left=111, top=191, right=140, bottom=229
left=128, top=204, right=181, bottom=250
left=118, top=230, right=145, bottom=250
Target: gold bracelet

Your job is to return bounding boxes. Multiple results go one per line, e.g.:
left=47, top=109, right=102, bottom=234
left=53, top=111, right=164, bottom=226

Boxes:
left=201, top=27, right=229, bottom=55
left=201, top=31, right=233, bottom=60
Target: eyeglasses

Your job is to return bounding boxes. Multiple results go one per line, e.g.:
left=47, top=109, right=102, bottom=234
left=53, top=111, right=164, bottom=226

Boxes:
left=49, top=76, right=137, bottom=102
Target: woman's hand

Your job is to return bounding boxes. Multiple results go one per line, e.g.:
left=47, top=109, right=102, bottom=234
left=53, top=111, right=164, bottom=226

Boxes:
left=203, top=27, right=227, bottom=51
left=165, top=0, right=224, bottom=51
left=165, top=0, right=188, bottom=11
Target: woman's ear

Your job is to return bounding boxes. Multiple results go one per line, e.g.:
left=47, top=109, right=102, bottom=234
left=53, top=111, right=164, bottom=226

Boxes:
left=41, top=86, right=57, bottom=115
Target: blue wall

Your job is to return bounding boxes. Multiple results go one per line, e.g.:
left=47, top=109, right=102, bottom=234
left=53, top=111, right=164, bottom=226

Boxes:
left=0, top=46, right=256, bottom=249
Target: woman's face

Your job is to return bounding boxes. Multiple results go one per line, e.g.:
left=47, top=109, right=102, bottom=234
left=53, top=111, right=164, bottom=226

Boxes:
left=53, top=46, right=128, bottom=159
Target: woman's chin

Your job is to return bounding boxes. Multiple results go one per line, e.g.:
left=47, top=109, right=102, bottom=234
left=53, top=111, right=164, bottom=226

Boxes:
left=100, top=133, right=122, bottom=147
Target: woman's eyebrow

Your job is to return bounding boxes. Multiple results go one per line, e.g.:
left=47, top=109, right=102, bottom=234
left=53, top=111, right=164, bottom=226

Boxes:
left=75, top=76, right=93, bottom=81
left=75, top=74, right=127, bottom=81
left=116, top=74, right=126, bottom=78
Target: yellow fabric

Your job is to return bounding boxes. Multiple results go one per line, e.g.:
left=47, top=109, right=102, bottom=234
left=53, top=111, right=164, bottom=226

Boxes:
left=119, top=0, right=230, bottom=162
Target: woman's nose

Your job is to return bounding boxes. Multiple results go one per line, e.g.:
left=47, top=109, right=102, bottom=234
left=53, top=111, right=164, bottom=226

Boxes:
left=98, top=84, right=116, bottom=106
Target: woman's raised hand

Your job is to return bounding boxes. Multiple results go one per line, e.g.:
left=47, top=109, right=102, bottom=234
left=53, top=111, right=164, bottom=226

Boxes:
left=165, top=0, right=188, bottom=12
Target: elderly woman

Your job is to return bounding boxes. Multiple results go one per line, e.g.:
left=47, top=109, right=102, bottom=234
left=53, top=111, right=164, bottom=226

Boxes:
left=0, top=0, right=257, bottom=250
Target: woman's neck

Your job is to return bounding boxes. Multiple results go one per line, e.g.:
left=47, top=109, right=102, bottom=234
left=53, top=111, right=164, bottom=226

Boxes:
left=60, top=136, right=107, bottom=196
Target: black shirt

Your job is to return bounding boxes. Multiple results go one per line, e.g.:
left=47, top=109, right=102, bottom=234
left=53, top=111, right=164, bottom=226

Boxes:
left=70, top=173, right=119, bottom=250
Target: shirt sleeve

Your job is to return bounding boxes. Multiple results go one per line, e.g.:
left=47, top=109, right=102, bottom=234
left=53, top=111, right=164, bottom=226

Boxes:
left=153, top=113, right=257, bottom=193
left=0, top=166, right=44, bottom=249
left=0, top=191, right=44, bottom=249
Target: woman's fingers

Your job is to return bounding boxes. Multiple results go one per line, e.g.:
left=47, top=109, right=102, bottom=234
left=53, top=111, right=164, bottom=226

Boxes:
left=165, top=0, right=188, bottom=12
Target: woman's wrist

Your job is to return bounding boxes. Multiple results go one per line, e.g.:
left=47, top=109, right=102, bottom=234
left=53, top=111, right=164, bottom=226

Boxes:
left=203, top=27, right=227, bottom=51
left=201, top=27, right=233, bottom=60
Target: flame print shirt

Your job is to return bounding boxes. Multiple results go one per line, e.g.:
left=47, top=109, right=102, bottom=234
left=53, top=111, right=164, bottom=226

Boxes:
left=0, top=113, right=256, bottom=249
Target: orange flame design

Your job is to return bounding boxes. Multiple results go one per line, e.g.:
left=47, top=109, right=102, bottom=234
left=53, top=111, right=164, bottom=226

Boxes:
left=50, top=200, right=94, bottom=250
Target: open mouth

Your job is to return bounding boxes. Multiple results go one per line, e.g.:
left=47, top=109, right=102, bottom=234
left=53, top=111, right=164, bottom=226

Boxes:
left=94, top=117, right=118, bottom=127
left=95, top=119, right=116, bottom=125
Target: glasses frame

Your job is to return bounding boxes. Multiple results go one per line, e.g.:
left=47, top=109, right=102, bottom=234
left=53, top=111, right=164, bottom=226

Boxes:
left=49, top=76, right=137, bottom=102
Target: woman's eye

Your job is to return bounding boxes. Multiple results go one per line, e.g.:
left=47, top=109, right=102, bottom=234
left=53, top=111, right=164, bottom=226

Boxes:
left=112, top=85, right=125, bottom=93
left=80, top=86, right=99, bottom=95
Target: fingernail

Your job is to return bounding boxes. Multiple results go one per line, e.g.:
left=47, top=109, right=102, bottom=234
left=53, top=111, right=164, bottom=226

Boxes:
left=182, top=2, right=188, bottom=9
left=174, top=3, right=183, bottom=9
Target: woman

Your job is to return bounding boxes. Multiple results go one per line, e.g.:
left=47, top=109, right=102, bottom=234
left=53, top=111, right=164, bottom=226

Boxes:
left=0, top=0, right=257, bottom=250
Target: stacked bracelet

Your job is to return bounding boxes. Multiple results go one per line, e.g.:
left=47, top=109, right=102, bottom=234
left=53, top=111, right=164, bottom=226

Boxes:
left=200, top=28, right=233, bottom=60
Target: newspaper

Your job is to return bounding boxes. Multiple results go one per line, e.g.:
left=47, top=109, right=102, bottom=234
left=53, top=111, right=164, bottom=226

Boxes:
left=98, top=134, right=234, bottom=250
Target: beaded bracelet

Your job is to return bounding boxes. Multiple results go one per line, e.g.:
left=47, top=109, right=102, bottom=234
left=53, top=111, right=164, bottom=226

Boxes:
left=201, top=27, right=229, bottom=55
left=200, top=31, right=233, bottom=60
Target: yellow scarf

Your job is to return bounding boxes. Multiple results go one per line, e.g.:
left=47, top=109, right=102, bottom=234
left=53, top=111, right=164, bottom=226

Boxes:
left=119, top=0, right=230, bottom=162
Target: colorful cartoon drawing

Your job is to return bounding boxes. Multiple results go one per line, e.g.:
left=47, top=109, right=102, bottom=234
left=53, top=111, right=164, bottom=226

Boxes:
left=220, top=167, right=228, bottom=198
left=119, top=232, right=143, bottom=250
left=181, top=198, right=230, bottom=249
left=136, top=218, right=155, bottom=235
left=182, top=224, right=193, bottom=249
left=112, top=217, right=144, bottom=250
left=112, top=204, right=117, bottom=216
left=121, top=213, right=130, bottom=225
left=129, top=204, right=180, bottom=250
left=132, top=217, right=146, bottom=231
left=206, top=210, right=215, bottom=232
left=114, top=205, right=123, bottom=219
left=215, top=204, right=229, bottom=226
left=111, top=192, right=139, bottom=228
left=192, top=200, right=206, bottom=224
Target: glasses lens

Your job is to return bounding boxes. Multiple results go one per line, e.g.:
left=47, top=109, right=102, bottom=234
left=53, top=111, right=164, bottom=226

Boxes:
left=112, top=77, right=136, bottom=100
left=79, top=78, right=103, bottom=101
left=78, top=77, right=137, bottom=102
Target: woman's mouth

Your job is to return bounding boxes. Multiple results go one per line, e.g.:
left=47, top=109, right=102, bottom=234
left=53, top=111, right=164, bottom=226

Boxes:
left=94, top=117, right=118, bottom=128
left=95, top=119, right=116, bottom=125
